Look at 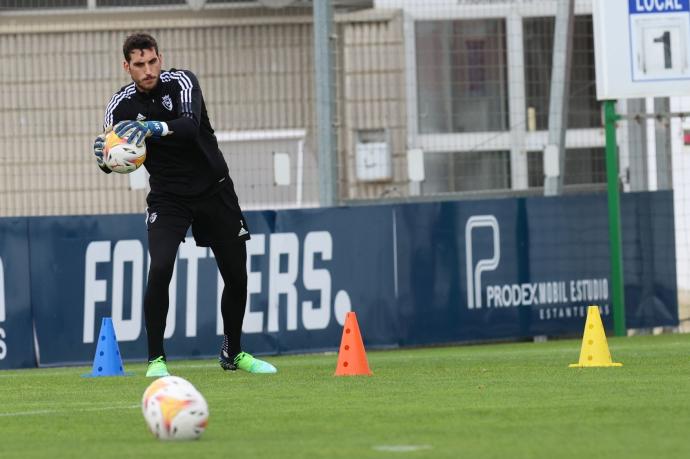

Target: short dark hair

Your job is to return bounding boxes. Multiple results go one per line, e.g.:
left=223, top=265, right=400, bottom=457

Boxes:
left=122, top=33, right=159, bottom=62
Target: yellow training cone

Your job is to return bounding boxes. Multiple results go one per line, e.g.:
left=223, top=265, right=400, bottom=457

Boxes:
left=569, top=305, right=623, bottom=368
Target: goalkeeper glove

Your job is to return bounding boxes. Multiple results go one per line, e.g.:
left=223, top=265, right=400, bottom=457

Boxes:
left=93, top=132, right=112, bottom=174
left=115, top=120, right=169, bottom=147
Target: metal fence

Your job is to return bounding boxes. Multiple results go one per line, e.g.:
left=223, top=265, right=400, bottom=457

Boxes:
left=0, top=0, right=615, bottom=217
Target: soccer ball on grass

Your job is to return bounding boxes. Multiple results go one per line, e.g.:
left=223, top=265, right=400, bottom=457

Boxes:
left=141, top=376, right=209, bottom=441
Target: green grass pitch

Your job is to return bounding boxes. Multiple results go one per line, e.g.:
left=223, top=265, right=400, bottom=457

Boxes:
left=1, top=333, right=689, bottom=458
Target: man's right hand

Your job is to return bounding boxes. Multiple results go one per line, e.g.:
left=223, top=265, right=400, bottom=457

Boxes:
left=93, top=132, right=112, bottom=174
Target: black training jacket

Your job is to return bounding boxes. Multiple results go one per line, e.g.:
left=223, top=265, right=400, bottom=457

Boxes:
left=102, top=68, right=230, bottom=198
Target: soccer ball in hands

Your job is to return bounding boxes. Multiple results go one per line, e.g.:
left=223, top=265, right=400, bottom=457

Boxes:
left=142, top=376, right=209, bottom=441
left=103, top=131, right=146, bottom=174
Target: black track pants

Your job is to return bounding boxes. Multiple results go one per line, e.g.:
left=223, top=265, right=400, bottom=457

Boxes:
left=144, top=227, right=248, bottom=361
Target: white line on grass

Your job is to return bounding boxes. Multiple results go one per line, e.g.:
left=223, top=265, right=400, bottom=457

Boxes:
left=372, top=445, right=433, bottom=453
left=0, top=361, right=221, bottom=378
left=0, top=404, right=139, bottom=417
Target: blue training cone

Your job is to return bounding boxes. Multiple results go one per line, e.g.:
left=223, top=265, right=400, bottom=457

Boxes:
left=82, top=317, right=130, bottom=377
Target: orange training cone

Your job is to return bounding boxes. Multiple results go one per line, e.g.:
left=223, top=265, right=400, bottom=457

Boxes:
left=569, top=305, right=623, bottom=368
left=334, top=312, right=373, bottom=376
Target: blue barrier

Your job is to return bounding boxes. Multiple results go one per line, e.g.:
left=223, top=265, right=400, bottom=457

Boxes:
left=0, top=218, right=35, bottom=369
left=0, top=191, right=678, bottom=369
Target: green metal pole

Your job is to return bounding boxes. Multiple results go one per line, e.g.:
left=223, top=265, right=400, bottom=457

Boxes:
left=604, top=100, right=626, bottom=337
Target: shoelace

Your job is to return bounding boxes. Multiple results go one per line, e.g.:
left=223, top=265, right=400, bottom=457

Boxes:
left=233, top=352, right=249, bottom=365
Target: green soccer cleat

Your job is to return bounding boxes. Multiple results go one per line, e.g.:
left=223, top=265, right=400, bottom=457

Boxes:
left=219, top=351, right=277, bottom=374
left=146, top=356, right=170, bottom=377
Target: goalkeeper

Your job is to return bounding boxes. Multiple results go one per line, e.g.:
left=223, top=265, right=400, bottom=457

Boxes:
left=92, top=33, right=276, bottom=377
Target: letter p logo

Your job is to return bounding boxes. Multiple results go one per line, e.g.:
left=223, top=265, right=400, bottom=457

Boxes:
left=465, top=215, right=500, bottom=309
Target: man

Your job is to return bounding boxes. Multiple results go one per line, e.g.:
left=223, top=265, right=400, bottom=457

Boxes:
left=93, top=33, right=276, bottom=377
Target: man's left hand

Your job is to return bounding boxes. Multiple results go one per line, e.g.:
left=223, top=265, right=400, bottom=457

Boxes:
left=115, top=120, right=169, bottom=146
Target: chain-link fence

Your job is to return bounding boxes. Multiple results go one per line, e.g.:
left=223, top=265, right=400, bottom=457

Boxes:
left=0, top=0, right=614, bottom=217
